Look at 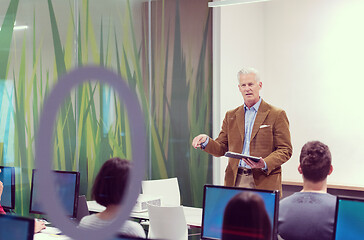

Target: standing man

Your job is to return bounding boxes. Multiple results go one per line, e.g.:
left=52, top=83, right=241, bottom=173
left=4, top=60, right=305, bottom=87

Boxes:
left=192, top=67, right=292, bottom=193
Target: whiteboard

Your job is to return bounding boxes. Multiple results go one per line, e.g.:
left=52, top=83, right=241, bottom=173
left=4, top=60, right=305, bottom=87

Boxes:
left=216, top=0, right=364, bottom=188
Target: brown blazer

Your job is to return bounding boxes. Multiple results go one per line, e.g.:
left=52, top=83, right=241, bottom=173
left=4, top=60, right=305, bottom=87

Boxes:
left=204, top=100, right=292, bottom=194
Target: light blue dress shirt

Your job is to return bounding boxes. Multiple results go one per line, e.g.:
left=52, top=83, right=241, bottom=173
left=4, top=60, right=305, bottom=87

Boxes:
left=239, top=98, right=262, bottom=168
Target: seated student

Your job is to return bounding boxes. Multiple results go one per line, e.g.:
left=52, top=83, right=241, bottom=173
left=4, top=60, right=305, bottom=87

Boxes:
left=222, top=191, right=271, bottom=240
left=0, top=169, right=46, bottom=233
left=278, top=141, right=336, bottom=240
left=79, top=157, right=145, bottom=238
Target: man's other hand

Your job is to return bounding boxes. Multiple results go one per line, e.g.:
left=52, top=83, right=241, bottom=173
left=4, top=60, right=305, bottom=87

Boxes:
left=242, top=157, right=266, bottom=169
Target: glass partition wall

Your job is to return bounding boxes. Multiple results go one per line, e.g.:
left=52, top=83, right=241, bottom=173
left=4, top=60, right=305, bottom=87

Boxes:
left=0, top=0, right=212, bottom=220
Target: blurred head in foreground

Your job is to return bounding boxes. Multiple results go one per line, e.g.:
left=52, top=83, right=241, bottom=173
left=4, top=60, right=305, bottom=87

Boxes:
left=222, top=191, right=271, bottom=240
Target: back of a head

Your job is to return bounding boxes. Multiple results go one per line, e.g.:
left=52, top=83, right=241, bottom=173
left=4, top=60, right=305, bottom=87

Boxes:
left=92, top=157, right=130, bottom=207
left=222, top=192, right=271, bottom=240
left=300, top=141, right=332, bottom=182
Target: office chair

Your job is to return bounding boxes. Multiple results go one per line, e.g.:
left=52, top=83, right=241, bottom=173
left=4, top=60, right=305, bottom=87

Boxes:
left=147, top=204, right=188, bottom=240
left=141, top=177, right=181, bottom=206
left=75, top=195, right=90, bottom=222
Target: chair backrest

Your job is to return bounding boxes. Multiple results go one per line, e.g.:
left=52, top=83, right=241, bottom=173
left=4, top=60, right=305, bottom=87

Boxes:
left=142, top=177, right=180, bottom=206
left=76, top=195, right=90, bottom=222
left=147, top=204, right=188, bottom=240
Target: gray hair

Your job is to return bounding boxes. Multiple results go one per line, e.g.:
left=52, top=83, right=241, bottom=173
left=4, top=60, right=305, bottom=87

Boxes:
left=237, top=67, right=260, bottom=83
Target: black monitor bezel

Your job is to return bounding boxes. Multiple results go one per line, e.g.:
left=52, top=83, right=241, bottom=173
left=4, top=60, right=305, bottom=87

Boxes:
left=29, top=169, right=80, bottom=218
left=332, top=195, right=364, bottom=240
left=201, top=184, right=280, bottom=240
left=0, top=214, right=35, bottom=240
left=0, top=166, right=15, bottom=210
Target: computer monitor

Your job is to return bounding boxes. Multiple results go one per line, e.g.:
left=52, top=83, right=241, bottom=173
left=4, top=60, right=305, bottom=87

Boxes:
left=0, top=166, right=15, bottom=210
left=333, top=196, right=364, bottom=240
left=201, top=185, right=279, bottom=240
left=0, top=214, right=34, bottom=240
left=29, top=169, right=80, bottom=218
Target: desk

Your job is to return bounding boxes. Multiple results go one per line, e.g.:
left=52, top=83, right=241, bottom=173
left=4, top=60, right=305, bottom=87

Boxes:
left=34, top=233, right=70, bottom=240
left=34, top=226, right=70, bottom=240
left=87, top=201, right=202, bottom=227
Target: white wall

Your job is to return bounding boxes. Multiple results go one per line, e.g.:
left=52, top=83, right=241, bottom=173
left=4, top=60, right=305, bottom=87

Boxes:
left=214, top=2, right=266, bottom=185
left=214, top=0, right=364, bottom=188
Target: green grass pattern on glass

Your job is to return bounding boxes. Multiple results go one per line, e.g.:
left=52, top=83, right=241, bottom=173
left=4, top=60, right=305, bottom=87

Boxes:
left=146, top=0, right=212, bottom=206
left=1, top=0, right=212, bottom=214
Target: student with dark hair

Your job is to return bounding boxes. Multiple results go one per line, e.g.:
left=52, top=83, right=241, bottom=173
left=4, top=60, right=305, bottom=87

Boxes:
left=79, top=157, right=145, bottom=238
left=222, top=192, right=271, bottom=240
left=278, top=141, right=336, bottom=240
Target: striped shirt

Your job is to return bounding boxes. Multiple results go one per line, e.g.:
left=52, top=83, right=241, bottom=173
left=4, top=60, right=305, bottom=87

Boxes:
left=79, top=214, right=146, bottom=238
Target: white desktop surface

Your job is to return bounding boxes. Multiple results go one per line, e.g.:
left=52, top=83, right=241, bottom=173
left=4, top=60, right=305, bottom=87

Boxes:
left=182, top=206, right=202, bottom=227
left=87, top=200, right=202, bottom=227
left=34, top=227, right=70, bottom=240
left=40, top=226, right=62, bottom=235
left=87, top=200, right=106, bottom=212
left=33, top=204, right=202, bottom=239
left=34, top=232, right=71, bottom=240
